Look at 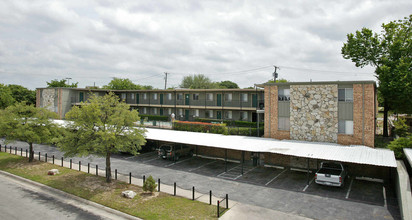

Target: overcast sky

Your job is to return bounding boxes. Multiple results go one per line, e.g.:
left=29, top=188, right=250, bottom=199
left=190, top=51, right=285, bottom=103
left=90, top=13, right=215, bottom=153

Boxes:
left=1, top=0, right=411, bottom=90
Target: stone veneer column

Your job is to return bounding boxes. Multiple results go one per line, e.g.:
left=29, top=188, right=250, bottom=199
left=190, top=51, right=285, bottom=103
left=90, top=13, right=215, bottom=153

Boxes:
left=264, top=86, right=278, bottom=138
left=290, top=84, right=338, bottom=143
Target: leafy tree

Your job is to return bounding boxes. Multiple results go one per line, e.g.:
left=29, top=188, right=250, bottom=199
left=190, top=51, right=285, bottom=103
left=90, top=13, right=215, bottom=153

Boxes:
left=0, top=84, right=15, bottom=109
left=393, top=118, right=410, bottom=137
left=47, top=79, right=78, bottom=88
left=388, top=135, right=412, bottom=159
left=342, top=15, right=412, bottom=137
left=180, top=74, right=219, bottom=89
left=0, top=102, right=58, bottom=162
left=266, top=78, right=288, bottom=83
left=219, top=80, right=239, bottom=89
left=103, top=78, right=141, bottom=90
left=56, top=92, right=146, bottom=183
left=8, top=84, right=36, bottom=105
left=143, top=175, right=157, bottom=193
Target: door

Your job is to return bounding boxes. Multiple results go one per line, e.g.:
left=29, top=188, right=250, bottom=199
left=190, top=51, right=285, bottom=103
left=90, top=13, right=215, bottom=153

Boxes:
left=217, top=111, right=222, bottom=120
left=160, top=94, right=164, bottom=105
left=252, top=94, right=257, bottom=108
left=160, top=108, right=164, bottom=116
left=79, top=92, right=84, bottom=102
left=184, top=109, right=190, bottom=121
left=185, top=94, right=190, bottom=105
left=136, top=93, right=139, bottom=104
left=217, top=94, right=222, bottom=106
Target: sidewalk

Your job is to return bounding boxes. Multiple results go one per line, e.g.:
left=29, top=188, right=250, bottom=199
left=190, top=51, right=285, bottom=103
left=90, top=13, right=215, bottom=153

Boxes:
left=220, top=203, right=312, bottom=220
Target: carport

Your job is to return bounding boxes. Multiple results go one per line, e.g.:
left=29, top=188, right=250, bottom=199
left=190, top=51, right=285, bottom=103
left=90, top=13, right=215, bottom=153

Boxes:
left=144, top=128, right=397, bottom=183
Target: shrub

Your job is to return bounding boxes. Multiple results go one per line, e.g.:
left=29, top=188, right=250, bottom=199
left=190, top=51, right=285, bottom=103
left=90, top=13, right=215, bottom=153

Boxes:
left=139, top=114, right=169, bottom=122
left=388, top=135, right=412, bottom=159
left=393, top=118, right=410, bottom=137
left=195, top=118, right=264, bottom=128
left=143, top=175, right=157, bottom=193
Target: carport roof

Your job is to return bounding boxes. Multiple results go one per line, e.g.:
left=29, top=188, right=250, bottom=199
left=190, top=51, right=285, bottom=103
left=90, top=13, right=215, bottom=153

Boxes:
left=404, top=148, right=412, bottom=167
left=145, top=128, right=397, bottom=168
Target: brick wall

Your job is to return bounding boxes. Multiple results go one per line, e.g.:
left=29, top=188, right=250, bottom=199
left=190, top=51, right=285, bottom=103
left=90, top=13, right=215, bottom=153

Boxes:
left=264, top=86, right=290, bottom=140
left=196, top=146, right=251, bottom=161
left=337, top=84, right=375, bottom=147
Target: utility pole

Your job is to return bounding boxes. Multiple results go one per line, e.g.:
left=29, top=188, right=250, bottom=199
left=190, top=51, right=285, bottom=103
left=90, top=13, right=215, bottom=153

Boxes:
left=164, top=72, right=169, bottom=89
left=273, top=66, right=279, bottom=82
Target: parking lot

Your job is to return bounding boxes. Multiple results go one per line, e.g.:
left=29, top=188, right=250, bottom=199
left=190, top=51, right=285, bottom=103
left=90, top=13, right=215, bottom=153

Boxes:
left=117, top=150, right=396, bottom=207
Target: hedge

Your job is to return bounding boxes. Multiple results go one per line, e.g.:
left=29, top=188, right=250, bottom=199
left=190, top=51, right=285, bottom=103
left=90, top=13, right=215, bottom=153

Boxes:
left=173, top=121, right=264, bottom=136
left=194, top=118, right=264, bottom=127
left=139, top=114, right=169, bottom=121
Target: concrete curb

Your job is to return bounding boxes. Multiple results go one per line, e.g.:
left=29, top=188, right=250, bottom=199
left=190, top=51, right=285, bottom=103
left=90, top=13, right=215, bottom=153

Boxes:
left=0, top=170, right=141, bottom=220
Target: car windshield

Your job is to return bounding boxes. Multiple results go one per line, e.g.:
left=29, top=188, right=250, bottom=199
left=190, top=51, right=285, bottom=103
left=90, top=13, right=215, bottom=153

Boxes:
left=323, top=163, right=342, bottom=170
left=160, top=145, right=172, bottom=151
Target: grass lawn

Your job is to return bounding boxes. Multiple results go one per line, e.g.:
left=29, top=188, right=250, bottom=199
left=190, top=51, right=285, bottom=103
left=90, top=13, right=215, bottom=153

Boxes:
left=0, top=152, right=218, bottom=219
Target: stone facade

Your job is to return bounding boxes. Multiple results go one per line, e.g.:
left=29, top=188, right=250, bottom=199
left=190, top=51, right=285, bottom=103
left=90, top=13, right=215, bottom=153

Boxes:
left=41, top=89, right=56, bottom=113
left=290, top=85, right=338, bottom=143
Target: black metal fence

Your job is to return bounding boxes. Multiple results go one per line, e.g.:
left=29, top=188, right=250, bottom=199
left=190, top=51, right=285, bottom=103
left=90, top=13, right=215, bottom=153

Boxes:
left=0, top=144, right=229, bottom=216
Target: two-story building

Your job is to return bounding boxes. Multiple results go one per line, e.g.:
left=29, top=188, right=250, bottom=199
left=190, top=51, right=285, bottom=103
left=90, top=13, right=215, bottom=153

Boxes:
left=36, top=88, right=265, bottom=123
left=259, top=81, right=376, bottom=147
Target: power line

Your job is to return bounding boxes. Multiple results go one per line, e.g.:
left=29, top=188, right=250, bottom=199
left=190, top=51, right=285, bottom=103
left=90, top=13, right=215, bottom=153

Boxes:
left=278, top=65, right=374, bottom=75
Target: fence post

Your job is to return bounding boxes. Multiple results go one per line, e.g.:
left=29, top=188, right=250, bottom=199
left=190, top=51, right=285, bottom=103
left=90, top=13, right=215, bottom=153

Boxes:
left=143, top=175, right=145, bottom=184
left=10, top=146, right=11, bottom=153
left=52, top=155, right=54, bottom=164
left=209, top=190, right=212, bottom=205
left=96, top=165, right=98, bottom=176
left=70, top=159, right=72, bottom=169
left=129, top=172, right=131, bottom=184
left=115, top=169, right=117, bottom=180
left=79, top=161, right=81, bottom=171
left=226, top=194, right=228, bottom=209
left=20, top=148, right=22, bottom=156
left=45, top=153, right=47, bottom=162
left=61, top=157, right=63, bottom=166
left=158, top=179, right=160, bottom=192
left=174, top=182, right=176, bottom=196
left=192, top=186, right=195, bottom=200
left=38, top=152, right=40, bottom=161
left=88, top=163, right=90, bottom=173
left=15, top=147, right=17, bottom=155
left=217, top=200, right=220, bottom=217
left=26, top=149, right=28, bottom=158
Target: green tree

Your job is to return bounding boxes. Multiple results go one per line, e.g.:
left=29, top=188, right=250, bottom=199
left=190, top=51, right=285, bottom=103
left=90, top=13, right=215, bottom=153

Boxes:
left=388, top=135, right=412, bottom=159
left=180, top=74, right=219, bottom=89
left=265, top=78, right=288, bottom=83
left=103, top=78, right=141, bottom=90
left=393, top=118, right=410, bottom=137
left=219, top=80, right=239, bottom=89
left=8, top=84, right=36, bottom=105
left=47, top=79, right=78, bottom=88
left=0, top=102, right=58, bottom=162
left=56, top=92, right=146, bottom=183
left=342, top=15, right=412, bottom=137
left=143, top=175, right=157, bottom=193
left=0, top=84, right=15, bottom=109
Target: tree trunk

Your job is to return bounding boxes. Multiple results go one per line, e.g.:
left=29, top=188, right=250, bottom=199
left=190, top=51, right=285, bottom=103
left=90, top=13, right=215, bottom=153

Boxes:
left=383, top=101, right=389, bottom=137
left=29, top=142, right=34, bottom=162
left=106, top=151, right=111, bottom=183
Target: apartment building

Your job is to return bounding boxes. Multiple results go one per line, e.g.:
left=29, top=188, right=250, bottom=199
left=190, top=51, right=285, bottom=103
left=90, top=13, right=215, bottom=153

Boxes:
left=260, top=81, right=376, bottom=147
left=36, top=88, right=265, bottom=123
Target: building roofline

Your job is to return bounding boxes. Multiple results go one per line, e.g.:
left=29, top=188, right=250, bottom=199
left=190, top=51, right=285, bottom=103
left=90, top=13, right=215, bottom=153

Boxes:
left=35, top=88, right=264, bottom=92
left=255, top=80, right=376, bottom=88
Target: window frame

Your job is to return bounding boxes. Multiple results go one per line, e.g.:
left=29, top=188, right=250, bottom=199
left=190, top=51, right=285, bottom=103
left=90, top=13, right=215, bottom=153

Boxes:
left=338, top=88, right=353, bottom=102
left=225, top=93, right=232, bottom=101
left=278, top=117, right=290, bottom=131
left=278, top=89, right=290, bottom=101
left=206, top=93, right=213, bottom=101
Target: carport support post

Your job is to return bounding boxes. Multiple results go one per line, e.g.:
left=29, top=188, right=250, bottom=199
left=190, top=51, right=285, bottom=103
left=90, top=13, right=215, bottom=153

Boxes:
left=225, top=149, right=228, bottom=172
left=307, top=158, right=310, bottom=185
left=241, top=151, right=245, bottom=175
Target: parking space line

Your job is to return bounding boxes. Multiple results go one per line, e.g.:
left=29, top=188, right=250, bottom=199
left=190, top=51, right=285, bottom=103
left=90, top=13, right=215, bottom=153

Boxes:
left=345, top=178, right=354, bottom=199
left=142, top=157, right=160, bottom=163
left=382, top=186, right=387, bottom=208
left=302, top=177, right=315, bottom=192
left=265, top=169, right=288, bottom=186
left=188, top=160, right=217, bottom=172
left=164, top=157, right=192, bottom=168
left=234, top=167, right=257, bottom=180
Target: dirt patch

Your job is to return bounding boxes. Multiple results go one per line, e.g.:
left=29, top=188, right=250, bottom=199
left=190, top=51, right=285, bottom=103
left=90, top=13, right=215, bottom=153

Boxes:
left=140, top=192, right=160, bottom=201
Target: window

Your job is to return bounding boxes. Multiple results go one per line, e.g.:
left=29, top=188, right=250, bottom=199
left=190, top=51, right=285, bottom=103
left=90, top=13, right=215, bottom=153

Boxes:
left=143, top=93, right=147, bottom=100
left=338, top=120, right=354, bottom=134
left=178, top=109, right=183, bottom=116
left=225, top=93, right=232, bottom=101
left=338, top=88, right=353, bottom=102
left=153, top=108, right=157, bottom=114
left=121, top=93, right=126, bottom=100
left=143, top=107, right=147, bottom=114
left=225, top=111, right=232, bottom=119
left=278, top=89, right=290, bottom=101
left=167, top=93, right=172, bottom=100
left=193, top=93, right=199, bottom=100
left=168, top=108, right=172, bottom=115
left=278, top=117, right=290, bottom=130
left=177, top=93, right=183, bottom=100
left=206, top=93, right=213, bottom=101
left=153, top=93, right=158, bottom=100
left=193, top=109, right=199, bottom=117
left=205, top=110, right=213, bottom=118
left=240, top=111, right=248, bottom=120
left=131, top=93, right=135, bottom=100
left=241, top=93, right=248, bottom=102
